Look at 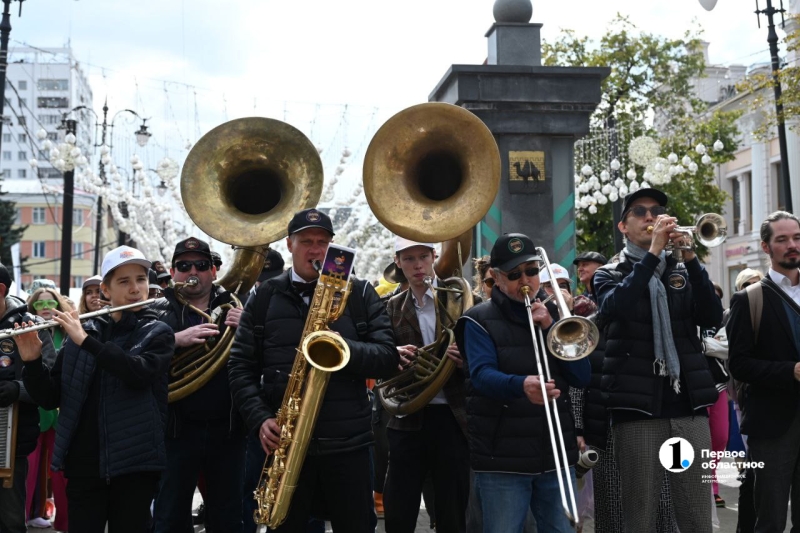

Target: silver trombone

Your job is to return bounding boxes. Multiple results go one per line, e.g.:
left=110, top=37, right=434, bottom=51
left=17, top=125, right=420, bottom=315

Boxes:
left=0, top=299, right=157, bottom=340
left=520, top=247, right=598, bottom=526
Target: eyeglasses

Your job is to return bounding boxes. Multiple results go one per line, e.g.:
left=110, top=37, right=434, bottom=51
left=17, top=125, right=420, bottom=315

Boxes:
left=174, top=260, right=212, bottom=273
left=503, top=266, right=540, bottom=281
left=483, top=278, right=495, bottom=289
left=625, top=205, right=668, bottom=219
left=33, top=299, right=58, bottom=311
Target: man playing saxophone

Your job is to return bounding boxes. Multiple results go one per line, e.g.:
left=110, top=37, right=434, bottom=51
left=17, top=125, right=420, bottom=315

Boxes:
left=383, top=237, right=470, bottom=533
left=228, top=208, right=398, bottom=533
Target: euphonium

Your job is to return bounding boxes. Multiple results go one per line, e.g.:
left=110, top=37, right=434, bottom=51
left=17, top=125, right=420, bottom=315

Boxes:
left=254, top=253, right=353, bottom=529
left=169, top=117, right=323, bottom=402
left=364, top=102, right=500, bottom=416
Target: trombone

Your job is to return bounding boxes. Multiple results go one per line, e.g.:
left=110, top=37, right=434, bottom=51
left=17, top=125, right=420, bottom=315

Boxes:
left=520, top=247, right=598, bottom=526
left=0, top=299, right=157, bottom=340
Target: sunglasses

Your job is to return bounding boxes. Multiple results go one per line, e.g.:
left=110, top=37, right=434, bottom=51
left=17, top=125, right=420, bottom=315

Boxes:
left=174, top=260, right=212, bottom=273
left=33, top=299, right=58, bottom=311
left=503, top=266, right=540, bottom=281
left=625, top=205, right=668, bottom=219
left=483, top=278, right=495, bottom=289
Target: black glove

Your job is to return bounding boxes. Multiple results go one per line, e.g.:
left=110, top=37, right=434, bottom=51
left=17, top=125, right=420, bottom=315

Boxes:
left=0, top=381, right=20, bottom=408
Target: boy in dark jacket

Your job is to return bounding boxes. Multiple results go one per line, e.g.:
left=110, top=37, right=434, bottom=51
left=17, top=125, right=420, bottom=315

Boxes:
left=17, top=245, right=174, bottom=533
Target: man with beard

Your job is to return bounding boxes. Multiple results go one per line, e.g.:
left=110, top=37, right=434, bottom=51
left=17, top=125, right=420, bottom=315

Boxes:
left=728, top=211, right=800, bottom=532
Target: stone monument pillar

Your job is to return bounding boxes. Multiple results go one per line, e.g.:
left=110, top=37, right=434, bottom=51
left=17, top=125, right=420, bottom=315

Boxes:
left=429, top=0, right=609, bottom=269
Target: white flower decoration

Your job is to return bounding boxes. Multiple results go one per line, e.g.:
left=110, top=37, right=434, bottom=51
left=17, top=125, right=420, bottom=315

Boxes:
left=628, top=137, right=660, bottom=167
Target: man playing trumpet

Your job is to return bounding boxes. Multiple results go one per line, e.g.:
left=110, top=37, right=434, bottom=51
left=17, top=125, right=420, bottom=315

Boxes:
left=454, top=233, right=590, bottom=533
left=593, top=188, right=720, bottom=532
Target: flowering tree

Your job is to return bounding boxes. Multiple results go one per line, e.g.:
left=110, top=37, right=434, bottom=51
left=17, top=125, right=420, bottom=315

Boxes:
left=543, top=15, right=739, bottom=259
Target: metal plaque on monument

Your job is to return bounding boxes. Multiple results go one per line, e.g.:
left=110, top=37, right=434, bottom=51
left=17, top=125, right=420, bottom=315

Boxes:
left=429, top=0, right=609, bottom=270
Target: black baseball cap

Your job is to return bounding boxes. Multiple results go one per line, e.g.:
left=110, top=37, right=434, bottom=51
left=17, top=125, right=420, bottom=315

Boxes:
left=172, top=237, right=213, bottom=264
left=621, top=188, right=668, bottom=217
left=490, top=233, right=542, bottom=273
left=210, top=251, right=223, bottom=269
left=148, top=269, right=161, bottom=291
left=257, top=249, right=285, bottom=283
left=287, top=209, right=335, bottom=237
left=573, top=251, right=608, bottom=266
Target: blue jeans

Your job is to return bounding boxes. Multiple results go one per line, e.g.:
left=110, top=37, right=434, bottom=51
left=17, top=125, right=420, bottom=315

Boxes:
left=474, top=468, right=577, bottom=533
left=154, top=419, right=246, bottom=533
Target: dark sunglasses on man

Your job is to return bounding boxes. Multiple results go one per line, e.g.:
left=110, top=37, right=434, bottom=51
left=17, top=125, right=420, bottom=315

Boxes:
left=625, top=205, right=668, bottom=219
left=174, top=260, right=212, bottom=273
left=502, top=265, right=540, bottom=282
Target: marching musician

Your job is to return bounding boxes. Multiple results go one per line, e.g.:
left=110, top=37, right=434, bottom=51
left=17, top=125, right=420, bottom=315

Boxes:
left=0, top=263, right=56, bottom=533
left=383, top=238, right=470, bottom=533
left=228, top=208, right=397, bottom=533
left=152, top=237, right=245, bottom=532
left=18, top=246, right=174, bottom=533
left=593, top=188, right=720, bottom=532
left=454, top=233, right=590, bottom=533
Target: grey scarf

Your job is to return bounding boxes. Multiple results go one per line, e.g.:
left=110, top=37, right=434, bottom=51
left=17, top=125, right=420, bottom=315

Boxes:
left=622, top=242, right=681, bottom=393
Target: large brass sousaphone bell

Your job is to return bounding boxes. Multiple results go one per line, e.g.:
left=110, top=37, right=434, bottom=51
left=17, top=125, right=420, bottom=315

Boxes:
left=170, top=118, right=323, bottom=402
left=365, top=103, right=501, bottom=416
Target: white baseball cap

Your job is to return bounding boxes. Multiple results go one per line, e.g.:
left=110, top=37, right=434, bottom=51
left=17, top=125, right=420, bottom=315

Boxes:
left=101, top=246, right=151, bottom=278
left=394, top=237, right=435, bottom=254
left=539, top=263, right=570, bottom=284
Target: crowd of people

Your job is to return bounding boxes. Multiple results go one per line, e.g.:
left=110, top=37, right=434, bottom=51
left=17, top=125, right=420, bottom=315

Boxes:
left=0, top=188, right=794, bottom=532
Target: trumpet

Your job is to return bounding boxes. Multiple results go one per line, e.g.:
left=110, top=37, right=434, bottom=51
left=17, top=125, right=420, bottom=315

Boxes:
left=0, top=299, right=157, bottom=340
left=519, top=248, right=598, bottom=526
left=646, top=213, right=727, bottom=250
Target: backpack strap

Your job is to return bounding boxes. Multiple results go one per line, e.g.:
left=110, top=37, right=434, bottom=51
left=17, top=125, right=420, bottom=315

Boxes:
left=348, top=279, right=369, bottom=341
left=746, top=282, right=764, bottom=343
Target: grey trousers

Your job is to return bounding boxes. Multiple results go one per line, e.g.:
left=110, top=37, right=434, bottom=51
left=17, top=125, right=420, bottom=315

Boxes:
left=748, top=409, right=800, bottom=533
left=613, top=416, right=712, bottom=533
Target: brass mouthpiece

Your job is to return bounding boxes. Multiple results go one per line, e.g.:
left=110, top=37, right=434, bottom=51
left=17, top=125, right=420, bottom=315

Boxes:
left=647, top=225, right=654, bottom=234
left=521, top=286, right=531, bottom=295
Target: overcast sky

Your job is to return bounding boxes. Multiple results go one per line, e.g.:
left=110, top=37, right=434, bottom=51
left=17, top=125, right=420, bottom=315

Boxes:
left=8, top=0, right=790, bottom=201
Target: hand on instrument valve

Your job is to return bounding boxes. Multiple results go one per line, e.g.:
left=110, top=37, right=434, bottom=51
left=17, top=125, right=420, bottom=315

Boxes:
left=175, top=323, right=219, bottom=348
left=445, top=343, right=463, bottom=369
left=648, top=215, right=677, bottom=256
left=669, top=230, right=696, bottom=262
left=530, top=300, right=553, bottom=330
left=260, top=418, right=282, bottom=455
left=224, top=306, right=243, bottom=328
left=52, top=309, right=88, bottom=345
left=397, top=344, right=417, bottom=371
left=523, top=375, right=560, bottom=405
left=13, top=321, right=42, bottom=362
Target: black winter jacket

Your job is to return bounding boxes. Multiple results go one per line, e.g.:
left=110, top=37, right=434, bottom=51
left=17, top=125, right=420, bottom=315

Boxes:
left=0, top=296, right=57, bottom=456
left=575, top=323, right=610, bottom=449
left=228, top=270, right=398, bottom=455
left=594, top=252, right=721, bottom=418
left=22, top=308, right=174, bottom=478
left=455, top=288, right=584, bottom=474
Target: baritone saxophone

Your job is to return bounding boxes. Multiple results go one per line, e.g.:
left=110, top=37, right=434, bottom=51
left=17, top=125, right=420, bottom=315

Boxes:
left=254, top=244, right=357, bottom=529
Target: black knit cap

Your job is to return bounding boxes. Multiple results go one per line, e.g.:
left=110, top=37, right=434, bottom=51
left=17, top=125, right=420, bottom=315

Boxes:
left=258, top=249, right=286, bottom=283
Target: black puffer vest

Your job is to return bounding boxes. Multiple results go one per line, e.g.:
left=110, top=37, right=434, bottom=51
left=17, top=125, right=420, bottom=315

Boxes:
left=596, top=257, right=718, bottom=417
left=581, top=325, right=610, bottom=449
left=456, top=289, right=578, bottom=474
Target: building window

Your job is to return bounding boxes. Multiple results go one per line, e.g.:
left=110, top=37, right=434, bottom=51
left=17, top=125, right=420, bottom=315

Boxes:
left=2, top=151, right=10, bottom=161
left=17, top=98, right=25, bottom=107
left=37, top=97, right=68, bottom=109
left=17, top=133, right=26, bottom=143
left=32, top=241, right=45, bottom=258
left=32, top=207, right=45, bottom=225
left=13, top=208, right=20, bottom=225
left=73, top=275, right=83, bottom=288
left=37, top=115, right=61, bottom=125
left=17, top=151, right=26, bottom=161
left=46, top=132, right=58, bottom=141
left=16, top=169, right=25, bottom=178
left=37, top=79, right=69, bottom=91
left=73, top=242, right=83, bottom=259
left=18, top=80, right=26, bottom=91
left=2, top=134, right=9, bottom=143
left=772, top=162, right=787, bottom=212
left=40, top=169, right=61, bottom=180
left=73, top=208, right=82, bottom=225
left=1, top=169, right=9, bottom=178
left=17, top=117, right=25, bottom=126
left=743, top=172, right=753, bottom=233
left=38, top=149, right=47, bottom=159
left=732, top=178, right=741, bottom=235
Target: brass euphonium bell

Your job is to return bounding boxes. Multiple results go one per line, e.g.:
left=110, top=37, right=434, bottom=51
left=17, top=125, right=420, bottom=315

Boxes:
left=171, top=117, right=323, bottom=402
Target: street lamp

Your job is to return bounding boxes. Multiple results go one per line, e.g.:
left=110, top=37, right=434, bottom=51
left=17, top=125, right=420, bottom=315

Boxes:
left=700, top=0, right=793, bottom=211
left=55, top=117, right=78, bottom=296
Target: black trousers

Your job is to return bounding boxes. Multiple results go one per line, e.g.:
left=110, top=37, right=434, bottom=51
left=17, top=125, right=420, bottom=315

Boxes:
left=271, top=447, right=373, bottom=533
left=384, top=405, right=469, bottom=533
left=67, top=472, right=160, bottom=533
